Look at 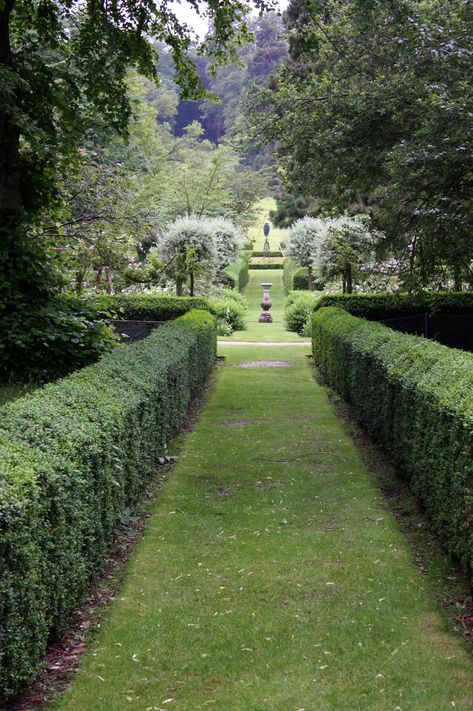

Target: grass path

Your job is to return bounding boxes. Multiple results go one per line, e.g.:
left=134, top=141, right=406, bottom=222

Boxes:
left=220, top=269, right=304, bottom=343
left=56, top=345, right=473, bottom=710
left=56, top=271, right=473, bottom=710
left=248, top=197, right=285, bottom=253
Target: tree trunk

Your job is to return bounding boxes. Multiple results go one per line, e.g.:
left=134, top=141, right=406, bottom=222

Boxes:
left=75, top=270, right=85, bottom=295
left=307, top=264, right=313, bottom=291
left=346, top=262, right=353, bottom=294
left=453, top=265, right=462, bottom=291
left=95, top=267, right=103, bottom=292
left=176, top=276, right=183, bottom=296
left=190, top=271, right=195, bottom=297
left=105, top=268, right=113, bottom=295
left=0, top=0, right=22, bottom=221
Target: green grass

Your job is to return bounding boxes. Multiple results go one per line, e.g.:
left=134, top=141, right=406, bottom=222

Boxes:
left=56, top=346, right=473, bottom=711
left=248, top=197, right=286, bottom=253
left=0, top=382, right=36, bottom=407
left=222, top=269, right=308, bottom=342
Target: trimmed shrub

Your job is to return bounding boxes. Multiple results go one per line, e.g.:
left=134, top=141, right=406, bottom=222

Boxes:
left=293, top=267, right=309, bottom=290
left=248, top=263, right=283, bottom=270
left=222, top=252, right=250, bottom=292
left=312, top=306, right=473, bottom=574
left=284, top=291, right=323, bottom=334
left=312, top=292, right=473, bottom=319
left=0, top=310, right=216, bottom=703
left=251, top=251, right=283, bottom=258
left=109, top=294, right=210, bottom=321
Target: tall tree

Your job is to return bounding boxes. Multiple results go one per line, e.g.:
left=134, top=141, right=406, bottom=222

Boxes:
left=247, top=0, right=473, bottom=288
left=0, top=0, right=273, bottom=375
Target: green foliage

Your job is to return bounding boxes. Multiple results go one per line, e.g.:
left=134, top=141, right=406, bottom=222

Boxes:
left=0, top=309, right=216, bottom=703
left=282, top=258, right=299, bottom=292
left=249, top=0, right=473, bottom=287
left=284, top=290, right=322, bottom=334
left=248, top=263, right=283, bottom=269
left=293, top=267, right=309, bottom=291
left=207, top=287, right=248, bottom=331
left=108, top=295, right=210, bottom=321
left=313, top=292, right=473, bottom=319
left=222, top=252, right=250, bottom=291
left=0, top=292, right=119, bottom=381
left=312, top=306, right=473, bottom=575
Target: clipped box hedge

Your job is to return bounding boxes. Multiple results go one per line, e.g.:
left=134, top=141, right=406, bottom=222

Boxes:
left=312, top=291, right=473, bottom=319
left=110, top=294, right=210, bottom=321
left=222, top=252, right=250, bottom=292
left=312, top=306, right=473, bottom=574
left=0, top=310, right=216, bottom=703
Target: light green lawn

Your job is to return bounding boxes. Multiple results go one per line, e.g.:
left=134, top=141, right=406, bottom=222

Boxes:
left=55, top=344, right=473, bottom=711
left=221, top=269, right=307, bottom=343
left=248, top=197, right=285, bottom=253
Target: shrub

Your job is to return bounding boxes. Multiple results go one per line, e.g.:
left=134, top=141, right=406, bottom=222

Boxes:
left=312, top=306, right=473, bottom=574
left=312, top=291, right=473, bottom=319
left=293, top=267, right=309, bottom=290
left=0, top=310, right=216, bottom=703
left=222, top=252, right=249, bottom=292
left=0, top=295, right=119, bottom=382
left=248, top=263, right=283, bottom=270
left=207, top=287, right=248, bottom=331
left=284, top=291, right=322, bottom=334
left=108, top=294, right=210, bottom=321
left=283, top=258, right=299, bottom=292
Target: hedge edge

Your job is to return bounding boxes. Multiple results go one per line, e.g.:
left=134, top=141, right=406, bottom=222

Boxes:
left=0, top=309, right=216, bottom=703
left=312, top=306, right=473, bottom=575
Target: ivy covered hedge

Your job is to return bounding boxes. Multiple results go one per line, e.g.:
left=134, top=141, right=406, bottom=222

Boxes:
left=110, top=294, right=210, bottom=321
left=312, top=306, right=473, bottom=574
left=0, top=310, right=216, bottom=704
left=222, top=252, right=250, bottom=292
left=312, top=292, right=473, bottom=319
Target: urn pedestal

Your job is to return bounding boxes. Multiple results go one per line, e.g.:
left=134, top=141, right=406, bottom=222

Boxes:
left=258, top=282, right=273, bottom=323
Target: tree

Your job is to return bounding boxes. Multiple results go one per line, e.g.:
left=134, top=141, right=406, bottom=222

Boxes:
left=286, top=216, right=326, bottom=290
left=0, top=0, right=273, bottom=375
left=247, top=0, right=473, bottom=289
left=208, top=217, right=242, bottom=270
left=158, top=216, right=216, bottom=296
left=316, top=215, right=377, bottom=293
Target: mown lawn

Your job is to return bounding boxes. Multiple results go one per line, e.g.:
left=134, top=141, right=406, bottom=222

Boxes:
left=220, top=269, right=307, bottom=342
left=55, top=345, right=473, bottom=710
left=248, top=197, right=286, bottom=253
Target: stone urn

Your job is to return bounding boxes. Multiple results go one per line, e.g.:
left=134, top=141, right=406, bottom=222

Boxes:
left=258, top=282, right=273, bottom=323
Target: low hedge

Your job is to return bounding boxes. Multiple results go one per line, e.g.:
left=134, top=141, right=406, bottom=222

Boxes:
left=222, top=252, right=250, bottom=292
left=249, top=263, right=283, bottom=270
left=312, top=292, right=473, bottom=319
left=0, top=310, right=216, bottom=703
left=251, top=251, right=283, bottom=258
left=312, top=306, right=473, bottom=574
left=110, top=294, right=210, bottom=321
left=282, top=258, right=298, bottom=293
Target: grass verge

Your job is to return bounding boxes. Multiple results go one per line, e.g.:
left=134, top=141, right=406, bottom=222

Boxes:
left=55, top=346, right=473, bottom=711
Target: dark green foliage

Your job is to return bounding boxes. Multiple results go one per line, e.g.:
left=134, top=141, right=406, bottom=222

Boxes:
left=0, top=309, right=216, bottom=703
left=0, top=293, right=119, bottom=381
left=312, top=306, right=473, bottom=574
left=293, top=267, right=309, bottom=290
left=222, top=253, right=250, bottom=291
left=251, top=251, right=282, bottom=258
left=110, top=294, right=211, bottom=321
left=312, top=292, right=473, bottom=319
left=248, top=263, right=283, bottom=270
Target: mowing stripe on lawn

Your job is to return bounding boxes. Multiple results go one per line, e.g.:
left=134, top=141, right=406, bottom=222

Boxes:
left=56, top=344, right=473, bottom=711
